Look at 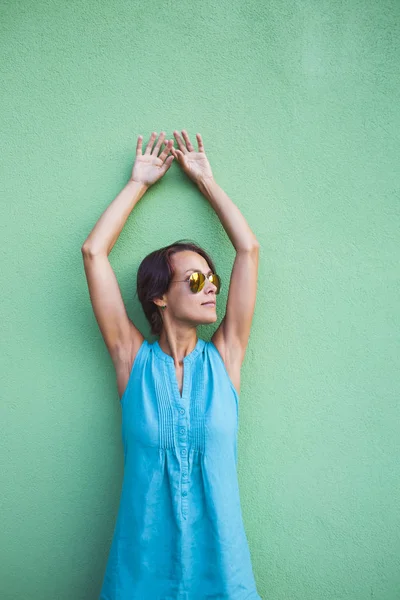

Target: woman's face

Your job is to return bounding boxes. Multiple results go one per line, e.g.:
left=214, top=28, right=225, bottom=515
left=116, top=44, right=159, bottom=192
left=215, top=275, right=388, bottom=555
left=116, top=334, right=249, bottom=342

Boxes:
left=163, top=251, right=218, bottom=326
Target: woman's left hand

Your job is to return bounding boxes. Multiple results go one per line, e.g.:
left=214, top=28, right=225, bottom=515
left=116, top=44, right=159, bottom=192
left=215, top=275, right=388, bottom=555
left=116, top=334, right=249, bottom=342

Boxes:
left=169, top=130, right=214, bottom=185
left=130, top=132, right=175, bottom=187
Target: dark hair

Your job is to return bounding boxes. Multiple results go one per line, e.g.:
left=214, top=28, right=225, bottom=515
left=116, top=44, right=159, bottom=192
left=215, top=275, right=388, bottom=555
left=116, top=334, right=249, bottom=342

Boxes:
left=136, top=239, right=216, bottom=336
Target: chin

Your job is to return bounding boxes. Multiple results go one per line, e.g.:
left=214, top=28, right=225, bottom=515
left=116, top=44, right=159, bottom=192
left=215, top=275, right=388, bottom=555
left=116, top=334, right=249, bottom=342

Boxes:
left=207, top=314, right=218, bottom=323
left=194, top=315, right=217, bottom=326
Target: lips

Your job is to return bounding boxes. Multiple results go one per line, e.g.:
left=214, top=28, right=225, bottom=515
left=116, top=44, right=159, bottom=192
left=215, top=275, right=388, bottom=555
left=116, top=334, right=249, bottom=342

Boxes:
left=202, top=302, right=216, bottom=306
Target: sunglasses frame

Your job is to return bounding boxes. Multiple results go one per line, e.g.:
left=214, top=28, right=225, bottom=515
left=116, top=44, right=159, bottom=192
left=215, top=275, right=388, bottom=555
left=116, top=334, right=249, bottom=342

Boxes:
left=171, top=271, right=221, bottom=294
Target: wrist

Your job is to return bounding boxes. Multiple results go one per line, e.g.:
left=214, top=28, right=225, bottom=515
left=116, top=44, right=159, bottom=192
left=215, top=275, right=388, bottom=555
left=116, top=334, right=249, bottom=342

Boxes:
left=197, top=176, right=216, bottom=195
left=127, top=178, right=150, bottom=193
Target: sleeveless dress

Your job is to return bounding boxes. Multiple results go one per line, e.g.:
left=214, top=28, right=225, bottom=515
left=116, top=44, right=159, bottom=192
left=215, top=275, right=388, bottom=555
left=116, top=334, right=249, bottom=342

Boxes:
left=99, top=337, right=261, bottom=600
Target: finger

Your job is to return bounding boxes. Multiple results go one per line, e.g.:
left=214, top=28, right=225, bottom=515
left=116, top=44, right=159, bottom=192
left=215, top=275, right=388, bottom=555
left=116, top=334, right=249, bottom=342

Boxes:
left=174, top=149, right=184, bottom=160
left=170, top=147, right=182, bottom=161
left=152, top=131, right=166, bottom=156
left=159, top=139, right=174, bottom=162
left=136, top=135, right=143, bottom=156
left=144, top=131, right=157, bottom=155
left=181, top=129, right=194, bottom=152
left=163, top=155, right=175, bottom=171
left=196, top=133, right=205, bottom=153
left=173, top=130, right=188, bottom=153
left=157, top=155, right=174, bottom=180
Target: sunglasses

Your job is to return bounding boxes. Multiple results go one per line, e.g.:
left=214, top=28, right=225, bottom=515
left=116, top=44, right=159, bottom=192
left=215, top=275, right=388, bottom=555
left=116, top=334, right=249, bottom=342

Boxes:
left=171, top=271, right=221, bottom=294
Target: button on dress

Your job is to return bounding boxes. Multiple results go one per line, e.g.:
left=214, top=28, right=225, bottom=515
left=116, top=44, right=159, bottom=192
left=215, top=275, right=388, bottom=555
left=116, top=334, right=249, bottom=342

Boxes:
left=99, top=337, right=261, bottom=600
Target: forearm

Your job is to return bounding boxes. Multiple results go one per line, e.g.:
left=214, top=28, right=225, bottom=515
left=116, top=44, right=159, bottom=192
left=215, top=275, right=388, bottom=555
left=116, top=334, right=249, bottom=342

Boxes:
left=197, top=178, right=259, bottom=251
left=81, top=179, right=148, bottom=256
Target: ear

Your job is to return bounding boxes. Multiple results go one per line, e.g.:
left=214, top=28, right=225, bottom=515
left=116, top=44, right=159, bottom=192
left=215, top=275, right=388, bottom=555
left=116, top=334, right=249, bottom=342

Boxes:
left=153, top=297, right=166, bottom=309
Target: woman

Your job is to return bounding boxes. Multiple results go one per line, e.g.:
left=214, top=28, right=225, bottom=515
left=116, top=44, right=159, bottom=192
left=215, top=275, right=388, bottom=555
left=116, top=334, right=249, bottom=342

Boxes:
left=81, top=130, right=261, bottom=599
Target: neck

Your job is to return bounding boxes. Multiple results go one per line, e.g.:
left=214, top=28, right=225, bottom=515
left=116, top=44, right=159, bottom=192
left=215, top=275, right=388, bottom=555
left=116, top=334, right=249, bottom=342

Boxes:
left=157, top=331, right=198, bottom=364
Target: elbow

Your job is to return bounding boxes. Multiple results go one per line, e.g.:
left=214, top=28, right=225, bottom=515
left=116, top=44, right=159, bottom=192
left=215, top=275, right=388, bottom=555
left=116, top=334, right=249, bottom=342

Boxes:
left=81, top=243, right=95, bottom=256
left=251, top=239, right=260, bottom=250
left=81, top=244, right=108, bottom=258
left=240, top=240, right=260, bottom=252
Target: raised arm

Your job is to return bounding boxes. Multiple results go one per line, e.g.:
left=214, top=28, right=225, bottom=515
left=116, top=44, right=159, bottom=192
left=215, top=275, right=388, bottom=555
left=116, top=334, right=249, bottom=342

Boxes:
left=199, top=177, right=259, bottom=365
left=81, top=179, right=147, bottom=365
left=170, top=130, right=260, bottom=383
left=81, top=132, right=174, bottom=398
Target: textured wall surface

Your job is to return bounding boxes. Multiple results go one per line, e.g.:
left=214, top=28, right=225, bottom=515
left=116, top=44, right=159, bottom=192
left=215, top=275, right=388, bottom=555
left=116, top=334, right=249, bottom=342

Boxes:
left=1, top=1, right=399, bottom=599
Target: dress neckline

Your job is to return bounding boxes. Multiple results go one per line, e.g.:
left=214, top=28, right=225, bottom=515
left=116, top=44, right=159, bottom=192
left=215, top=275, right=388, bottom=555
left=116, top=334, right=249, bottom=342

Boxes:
left=153, top=337, right=204, bottom=364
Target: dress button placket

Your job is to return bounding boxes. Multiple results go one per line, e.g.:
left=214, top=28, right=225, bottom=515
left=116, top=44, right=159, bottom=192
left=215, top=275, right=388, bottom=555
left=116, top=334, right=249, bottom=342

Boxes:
left=173, top=359, right=191, bottom=520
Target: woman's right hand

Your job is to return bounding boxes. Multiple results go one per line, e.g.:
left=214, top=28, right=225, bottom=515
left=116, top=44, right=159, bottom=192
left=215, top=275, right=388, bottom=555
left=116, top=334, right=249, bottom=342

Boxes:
left=130, top=132, right=175, bottom=188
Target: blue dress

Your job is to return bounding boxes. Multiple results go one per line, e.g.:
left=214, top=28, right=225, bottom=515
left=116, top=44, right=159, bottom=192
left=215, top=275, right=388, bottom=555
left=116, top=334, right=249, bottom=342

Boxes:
left=99, top=337, right=261, bottom=600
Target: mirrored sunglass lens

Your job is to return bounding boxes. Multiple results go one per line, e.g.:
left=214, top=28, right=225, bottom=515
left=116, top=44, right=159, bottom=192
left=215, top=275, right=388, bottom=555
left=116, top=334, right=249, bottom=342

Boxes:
left=190, top=272, right=221, bottom=293
left=210, top=274, right=221, bottom=293
left=189, top=272, right=203, bottom=293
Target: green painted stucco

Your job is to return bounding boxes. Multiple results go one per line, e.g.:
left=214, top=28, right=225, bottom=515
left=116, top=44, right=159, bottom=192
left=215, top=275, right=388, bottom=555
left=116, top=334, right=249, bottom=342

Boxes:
left=1, top=1, right=399, bottom=598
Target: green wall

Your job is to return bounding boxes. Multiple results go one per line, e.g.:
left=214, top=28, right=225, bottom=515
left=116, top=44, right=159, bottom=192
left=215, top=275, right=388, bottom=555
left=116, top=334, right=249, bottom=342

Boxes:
left=1, top=1, right=399, bottom=598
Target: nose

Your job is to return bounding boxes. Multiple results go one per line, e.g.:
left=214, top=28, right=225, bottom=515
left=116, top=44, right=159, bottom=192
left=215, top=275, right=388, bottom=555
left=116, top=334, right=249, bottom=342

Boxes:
left=202, top=273, right=219, bottom=297
left=205, top=279, right=217, bottom=294
left=205, top=281, right=217, bottom=302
